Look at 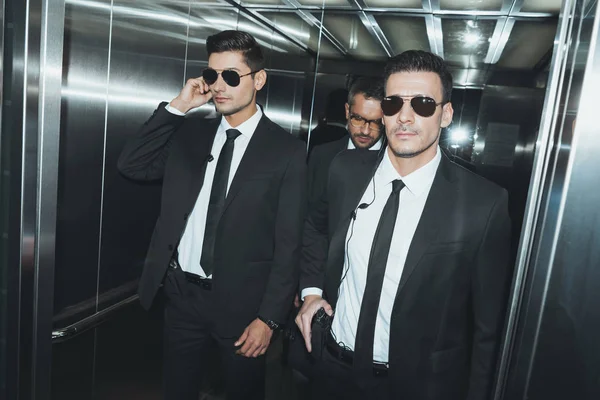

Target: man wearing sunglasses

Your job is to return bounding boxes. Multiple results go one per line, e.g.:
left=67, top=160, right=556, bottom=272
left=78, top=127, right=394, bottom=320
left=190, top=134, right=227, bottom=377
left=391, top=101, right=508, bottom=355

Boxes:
left=118, top=30, right=306, bottom=400
left=296, top=50, right=511, bottom=400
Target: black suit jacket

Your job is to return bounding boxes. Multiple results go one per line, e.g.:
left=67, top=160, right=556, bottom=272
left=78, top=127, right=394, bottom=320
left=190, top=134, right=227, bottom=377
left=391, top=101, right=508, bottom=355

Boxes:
left=307, top=123, right=348, bottom=155
left=300, top=149, right=511, bottom=400
left=118, top=103, right=307, bottom=337
left=306, top=137, right=347, bottom=206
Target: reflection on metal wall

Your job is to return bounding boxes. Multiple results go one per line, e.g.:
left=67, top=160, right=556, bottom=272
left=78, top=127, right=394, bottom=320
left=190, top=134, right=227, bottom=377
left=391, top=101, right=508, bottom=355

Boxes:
left=55, top=0, right=112, bottom=325
left=1, top=1, right=66, bottom=399
left=0, top=0, right=6, bottom=396
left=500, top=0, right=600, bottom=398
left=471, top=85, right=545, bottom=251
left=98, top=0, right=187, bottom=309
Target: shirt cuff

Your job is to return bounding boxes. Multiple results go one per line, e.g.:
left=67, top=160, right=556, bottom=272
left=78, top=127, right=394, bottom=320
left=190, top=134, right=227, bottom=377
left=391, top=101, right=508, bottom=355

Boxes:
left=301, top=287, right=323, bottom=301
left=165, top=103, right=186, bottom=116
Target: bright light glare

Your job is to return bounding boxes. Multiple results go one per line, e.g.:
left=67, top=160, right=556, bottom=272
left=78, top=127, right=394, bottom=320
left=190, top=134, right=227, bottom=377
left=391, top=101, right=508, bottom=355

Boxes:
left=464, top=32, right=481, bottom=46
left=450, top=127, right=469, bottom=142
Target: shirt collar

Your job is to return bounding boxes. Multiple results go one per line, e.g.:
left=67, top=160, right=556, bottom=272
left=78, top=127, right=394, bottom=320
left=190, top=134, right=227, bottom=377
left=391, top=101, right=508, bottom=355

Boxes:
left=219, top=104, right=263, bottom=139
left=347, top=137, right=383, bottom=151
left=378, top=146, right=441, bottom=196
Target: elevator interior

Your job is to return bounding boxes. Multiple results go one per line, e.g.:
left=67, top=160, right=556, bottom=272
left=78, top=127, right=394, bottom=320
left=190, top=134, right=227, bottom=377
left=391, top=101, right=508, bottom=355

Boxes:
left=2, top=0, right=600, bottom=399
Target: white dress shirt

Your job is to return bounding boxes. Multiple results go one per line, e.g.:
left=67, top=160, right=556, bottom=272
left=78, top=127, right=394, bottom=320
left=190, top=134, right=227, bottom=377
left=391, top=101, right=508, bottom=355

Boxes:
left=168, top=103, right=263, bottom=277
left=310, top=146, right=441, bottom=363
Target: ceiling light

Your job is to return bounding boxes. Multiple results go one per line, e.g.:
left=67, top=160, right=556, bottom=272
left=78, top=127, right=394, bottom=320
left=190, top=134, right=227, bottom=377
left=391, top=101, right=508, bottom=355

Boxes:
left=464, top=32, right=481, bottom=46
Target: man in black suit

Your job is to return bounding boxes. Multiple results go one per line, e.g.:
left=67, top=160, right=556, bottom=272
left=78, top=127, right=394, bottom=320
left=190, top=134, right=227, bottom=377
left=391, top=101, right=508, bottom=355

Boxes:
left=306, top=77, right=385, bottom=214
left=290, top=77, right=385, bottom=382
left=118, top=30, right=306, bottom=400
left=296, top=50, right=511, bottom=400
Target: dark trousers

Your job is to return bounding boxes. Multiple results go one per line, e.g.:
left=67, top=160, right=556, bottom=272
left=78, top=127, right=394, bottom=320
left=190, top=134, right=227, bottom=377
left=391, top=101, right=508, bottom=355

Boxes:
left=310, top=342, right=392, bottom=400
left=162, top=267, right=266, bottom=400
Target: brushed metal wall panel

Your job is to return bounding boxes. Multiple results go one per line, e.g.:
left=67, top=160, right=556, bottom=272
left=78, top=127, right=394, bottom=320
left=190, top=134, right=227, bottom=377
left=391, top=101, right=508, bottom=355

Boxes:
left=54, top=0, right=112, bottom=325
left=264, top=73, right=305, bottom=136
left=98, top=0, right=188, bottom=306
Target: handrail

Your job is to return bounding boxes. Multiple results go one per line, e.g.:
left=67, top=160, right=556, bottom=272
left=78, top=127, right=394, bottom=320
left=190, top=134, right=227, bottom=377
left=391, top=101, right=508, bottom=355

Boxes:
left=51, top=295, right=139, bottom=343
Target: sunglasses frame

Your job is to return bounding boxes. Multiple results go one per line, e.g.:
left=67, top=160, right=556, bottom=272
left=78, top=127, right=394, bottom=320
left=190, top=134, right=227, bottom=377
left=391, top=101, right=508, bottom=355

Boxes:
left=381, top=95, right=446, bottom=118
left=202, top=68, right=262, bottom=87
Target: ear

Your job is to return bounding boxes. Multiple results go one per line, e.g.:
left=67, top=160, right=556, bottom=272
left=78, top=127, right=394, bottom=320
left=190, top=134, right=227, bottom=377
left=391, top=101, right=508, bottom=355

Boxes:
left=254, top=70, right=267, bottom=91
left=345, top=103, right=350, bottom=120
left=440, top=102, right=453, bottom=128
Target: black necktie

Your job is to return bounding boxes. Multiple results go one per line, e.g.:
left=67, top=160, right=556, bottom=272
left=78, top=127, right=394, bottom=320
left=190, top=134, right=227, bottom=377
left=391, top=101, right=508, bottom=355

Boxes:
left=200, top=128, right=241, bottom=276
left=353, top=179, right=405, bottom=374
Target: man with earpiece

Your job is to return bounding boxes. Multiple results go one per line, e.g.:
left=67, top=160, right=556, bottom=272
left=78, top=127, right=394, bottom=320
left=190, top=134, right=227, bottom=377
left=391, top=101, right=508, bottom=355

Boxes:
left=118, top=30, right=306, bottom=400
left=305, top=76, right=385, bottom=237
left=288, top=76, right=385, bottom=385
left=296, top=50, right=512, bottom=400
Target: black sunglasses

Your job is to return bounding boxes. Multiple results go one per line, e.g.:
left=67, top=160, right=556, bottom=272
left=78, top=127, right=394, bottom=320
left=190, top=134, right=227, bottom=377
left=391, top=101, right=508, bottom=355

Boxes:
left=381, top=96, right=446, bottom=118
left=202, top=68, right=260, bottom=87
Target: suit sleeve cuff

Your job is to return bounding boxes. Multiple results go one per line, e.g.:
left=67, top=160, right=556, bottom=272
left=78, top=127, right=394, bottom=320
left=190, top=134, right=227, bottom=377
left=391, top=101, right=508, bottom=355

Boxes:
left=165, top=103, right=186, bottom=116
left=301, top=287, right=323, bottom=301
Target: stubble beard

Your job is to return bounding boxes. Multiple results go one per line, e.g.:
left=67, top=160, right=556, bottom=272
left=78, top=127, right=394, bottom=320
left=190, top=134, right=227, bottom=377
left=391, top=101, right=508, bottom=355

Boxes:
left=387, top=124, right=439, bottom=159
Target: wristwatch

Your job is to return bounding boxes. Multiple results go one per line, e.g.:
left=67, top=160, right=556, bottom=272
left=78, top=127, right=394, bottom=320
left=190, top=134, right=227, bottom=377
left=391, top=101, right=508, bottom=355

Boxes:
left=258, top=315, right=281, bottom=330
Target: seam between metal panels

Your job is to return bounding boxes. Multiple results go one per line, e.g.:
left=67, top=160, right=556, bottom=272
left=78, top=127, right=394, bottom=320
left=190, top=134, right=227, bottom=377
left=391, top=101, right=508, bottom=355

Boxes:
left=96, top=0, right=114, bottom=313
left=183, top=0, right=191, bottom=86
left=306, top=5, right=324, bottom=151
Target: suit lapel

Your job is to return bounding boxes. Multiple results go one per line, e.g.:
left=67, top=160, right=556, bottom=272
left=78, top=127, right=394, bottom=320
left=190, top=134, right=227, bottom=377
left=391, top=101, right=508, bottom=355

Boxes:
left=395, top=154, right=457, bottom=296
left=327, top=149, right=380, bottom=306
left=222, top=115, right=272, bottom=214
left=186, top=118, right=219, bottom=208
left=338, top=150, right=381, bottom=222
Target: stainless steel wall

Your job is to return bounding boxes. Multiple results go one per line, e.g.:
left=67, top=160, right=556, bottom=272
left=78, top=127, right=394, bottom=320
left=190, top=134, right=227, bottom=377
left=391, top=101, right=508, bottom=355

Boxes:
left=499, top=0, right=600, bottom=398
left=1, top=1, right=65, bottom=399
left=0, top=1, right=7, bottom=397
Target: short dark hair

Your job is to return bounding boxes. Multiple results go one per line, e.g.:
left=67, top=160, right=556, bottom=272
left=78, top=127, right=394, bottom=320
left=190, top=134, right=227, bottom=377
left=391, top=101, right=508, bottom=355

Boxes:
left=383, top=50, right=453, bottom=103
left=206, top=30, right=265, bottom=72
left=347, top=77, right=384, bottom=107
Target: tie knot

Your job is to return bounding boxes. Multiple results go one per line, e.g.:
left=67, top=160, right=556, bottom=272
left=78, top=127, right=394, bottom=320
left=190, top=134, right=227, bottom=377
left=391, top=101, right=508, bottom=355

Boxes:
left=226, top=129, right=242, bottom=141
left=392, top=179, right=405, bottom=194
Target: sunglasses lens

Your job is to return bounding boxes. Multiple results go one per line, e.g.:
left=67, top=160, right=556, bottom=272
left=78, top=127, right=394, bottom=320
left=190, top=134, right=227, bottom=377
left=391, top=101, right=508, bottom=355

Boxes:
left=202, top=69, right=218, bottom=85
left=222, top=70, right=241, bottom=87
left=411, top=97, right=437, bottom=117
left=381, top=96, right=403, bottom=116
